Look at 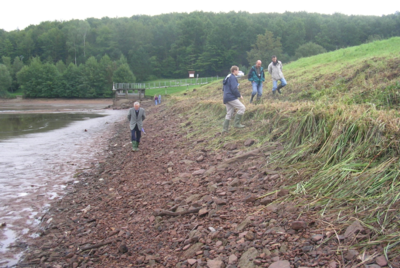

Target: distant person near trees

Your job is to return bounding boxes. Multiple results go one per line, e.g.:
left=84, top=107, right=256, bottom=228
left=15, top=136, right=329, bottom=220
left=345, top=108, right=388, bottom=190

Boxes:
left=268, top=55, right=287, bottom=94
left=128, top=102, right=146, bottom=152
left=248, top=60, right=265, bottom=103
left=222, top=65, right=246, bottom=133
left=154, top=95, right=159, bottom=105
left=158, top=94, right=161, bottom=104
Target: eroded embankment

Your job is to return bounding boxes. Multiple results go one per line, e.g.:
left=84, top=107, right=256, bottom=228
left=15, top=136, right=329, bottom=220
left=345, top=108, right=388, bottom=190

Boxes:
left=17, top=100, right=396, bottom=268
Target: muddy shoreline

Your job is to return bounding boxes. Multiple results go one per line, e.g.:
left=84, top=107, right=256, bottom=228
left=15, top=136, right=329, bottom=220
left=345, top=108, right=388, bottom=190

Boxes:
left=0, top=99, right=113, bottom=113
left=0, top=99, right=128, bottom=267
left=15, top=103, right=395, bottom=268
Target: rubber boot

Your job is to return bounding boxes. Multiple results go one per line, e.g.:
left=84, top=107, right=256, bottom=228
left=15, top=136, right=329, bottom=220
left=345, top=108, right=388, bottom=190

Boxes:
left=250, top=94, right=256, bottom=103
left=222, top=119, right=230, bottom=133
left=136, top=142, right=140, bottom=151
left=256, top=95, right=261, bottom=103
left=277, top=84, right=283, bottom=94
left=131, top=141, right=136, bottom=152
left=234, top=114, right=245, bottom=128
left=272, top=90, right=276, bottom=95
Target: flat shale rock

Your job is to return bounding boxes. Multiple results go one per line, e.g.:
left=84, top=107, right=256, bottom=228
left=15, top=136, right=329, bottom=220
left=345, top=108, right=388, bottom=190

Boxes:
left=375, top=255, right=388, bottom=266
left=228, top=254, right=238, bottom=264
left=182, top=243, right=204, bottom=259
left=244, top=139, right=255, bottom=146
left=344, top=220, right=364, bottom=238
left=207, top=259, right=224, bottom=268
left=224, top=143, right=237, bottom=150
left=291, top=221, right=307, bottom=230
left=269, top=260, right=290, bottom=268
left=192, top=169, right=206, bottom=176
left=196, top=155, right=204, bottom=162
left=238, top=247, right=258, bottom=268
left=237, top=217, right=252, bottom=231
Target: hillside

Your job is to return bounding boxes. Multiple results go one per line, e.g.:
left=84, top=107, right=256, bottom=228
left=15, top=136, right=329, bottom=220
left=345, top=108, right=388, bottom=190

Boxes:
left=167, top=37, right=400, bottom=263
left=18, top=38, right=400, bottom=268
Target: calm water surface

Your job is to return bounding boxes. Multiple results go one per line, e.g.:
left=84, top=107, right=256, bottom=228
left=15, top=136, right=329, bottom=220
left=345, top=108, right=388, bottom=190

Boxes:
left=0, top=107, right=126, bottom=267
left=0, top=113, right=105, bottom=141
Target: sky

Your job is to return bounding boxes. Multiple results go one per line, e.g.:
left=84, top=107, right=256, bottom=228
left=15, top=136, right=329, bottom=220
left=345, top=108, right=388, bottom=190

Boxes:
left=1, top=0, right=398, bottom=32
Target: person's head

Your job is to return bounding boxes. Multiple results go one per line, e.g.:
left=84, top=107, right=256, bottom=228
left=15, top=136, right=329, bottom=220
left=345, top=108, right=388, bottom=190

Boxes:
left=230, top=65, right=239, bottom=75
left=272, top=56, right=277, bottom=63
left=256, top=60, right=262, bottom=68
left=134, top=101, right=140, bottom=109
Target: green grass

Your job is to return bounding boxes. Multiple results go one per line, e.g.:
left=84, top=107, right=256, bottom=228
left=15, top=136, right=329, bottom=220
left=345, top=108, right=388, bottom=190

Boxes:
left=145, top=84, right=201, bottom=96
left=166, top=37, right=400, bottom=261
left=143, top=77, right=222, bottom=96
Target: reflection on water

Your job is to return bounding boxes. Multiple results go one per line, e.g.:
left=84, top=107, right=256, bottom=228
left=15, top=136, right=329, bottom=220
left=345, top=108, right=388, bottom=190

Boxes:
left=0, top=109, right=125, bottom=266
left=0, top=113, right=105, bottom=141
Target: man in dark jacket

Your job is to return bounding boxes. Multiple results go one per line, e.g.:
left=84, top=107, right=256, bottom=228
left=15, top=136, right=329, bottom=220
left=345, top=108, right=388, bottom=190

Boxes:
left=222, top=66, right=246, bottom=133
left=127, top=102, right=146, bottom=151
left=248, top=60, right=265, bottom=103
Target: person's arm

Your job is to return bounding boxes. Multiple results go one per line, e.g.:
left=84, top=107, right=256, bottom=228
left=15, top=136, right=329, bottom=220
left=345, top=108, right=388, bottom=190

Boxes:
left=142, top=109, right=146, bottom=121
left=127, top=109, right=131, bottom=121
left=248, top=68, right=254, bottom=81
left=280, top=61, right=283, bottom=72
left=268, top=64, right=272, bottom=74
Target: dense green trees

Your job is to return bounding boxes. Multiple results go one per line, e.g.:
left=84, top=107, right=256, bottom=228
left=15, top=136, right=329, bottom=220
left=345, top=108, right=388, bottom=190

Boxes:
left=294, top=42, right=327, bottom=59
left=1, top=11, right=400, bottom=98
left=0, top=64, right=12, bottom=97
left=113, top=64, right=136, bottom=83
left=247, top=30, right=283, bottom=66
left=12, top=55, right=126, bottom=98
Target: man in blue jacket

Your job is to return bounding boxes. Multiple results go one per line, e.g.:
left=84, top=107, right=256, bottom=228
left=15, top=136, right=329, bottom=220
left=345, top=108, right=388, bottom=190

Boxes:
left=222, top=66, right=246, bottom=133
left=248, top=60, right=265, bottom=103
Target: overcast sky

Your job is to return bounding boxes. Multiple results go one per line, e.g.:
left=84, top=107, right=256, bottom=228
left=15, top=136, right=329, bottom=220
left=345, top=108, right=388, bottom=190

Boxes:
left=1, top=0, right=398, bottom=32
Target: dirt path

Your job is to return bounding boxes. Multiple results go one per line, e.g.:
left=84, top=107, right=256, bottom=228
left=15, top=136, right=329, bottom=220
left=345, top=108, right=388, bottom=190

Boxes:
left=16, top=103, right=393, bottom=268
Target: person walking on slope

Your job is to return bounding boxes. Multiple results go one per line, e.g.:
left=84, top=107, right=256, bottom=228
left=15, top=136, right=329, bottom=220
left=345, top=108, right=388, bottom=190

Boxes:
left=248, top=60, right=265, bottom=103
left=222, top=66, right=246, bottom=133
left=127, top=102, right=146, bottom=152
left=154, top=95, right=159, bottom=105
left=268, top=55, right=287, bottom=94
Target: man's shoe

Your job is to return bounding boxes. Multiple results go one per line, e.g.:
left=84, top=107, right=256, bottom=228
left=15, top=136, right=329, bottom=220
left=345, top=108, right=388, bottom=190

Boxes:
left=234, top=114, right=245, bottom=128
left=222, top=119, right=230, bottom=133
left=136, top=142, right=140, bottom=151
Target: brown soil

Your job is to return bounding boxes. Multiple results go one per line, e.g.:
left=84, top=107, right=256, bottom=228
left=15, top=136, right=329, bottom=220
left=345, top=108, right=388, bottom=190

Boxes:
left=16, top=103, right=393, bottom=268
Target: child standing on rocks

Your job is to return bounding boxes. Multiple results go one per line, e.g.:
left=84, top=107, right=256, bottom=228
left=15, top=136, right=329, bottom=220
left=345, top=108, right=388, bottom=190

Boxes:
left=127, top=102, right=146, bottom=151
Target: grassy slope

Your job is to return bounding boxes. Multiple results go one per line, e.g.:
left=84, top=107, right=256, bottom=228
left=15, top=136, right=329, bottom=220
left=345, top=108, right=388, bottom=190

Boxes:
left=143, top=77, right=221, bottom=96
left=169, top=37, right=400, bottom=259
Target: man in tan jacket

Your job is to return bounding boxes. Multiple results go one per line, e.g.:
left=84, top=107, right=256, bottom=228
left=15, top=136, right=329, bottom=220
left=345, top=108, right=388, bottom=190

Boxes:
left=267, top=55, right=287, bottom=94
left=127, top=102, right=146, bottom=151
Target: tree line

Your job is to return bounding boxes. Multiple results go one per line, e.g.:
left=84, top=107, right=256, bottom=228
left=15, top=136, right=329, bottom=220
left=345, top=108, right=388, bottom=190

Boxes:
left=0, top=55, right=134, bottom=98
left=0, top=11, right=399, bottom=98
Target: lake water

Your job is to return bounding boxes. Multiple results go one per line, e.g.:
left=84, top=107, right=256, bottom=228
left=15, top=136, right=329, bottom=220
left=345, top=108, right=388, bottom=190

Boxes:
left=0, top=101, right=126, bottom=267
